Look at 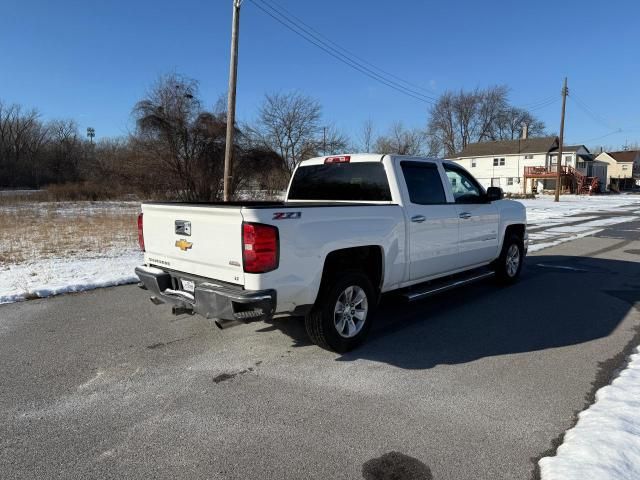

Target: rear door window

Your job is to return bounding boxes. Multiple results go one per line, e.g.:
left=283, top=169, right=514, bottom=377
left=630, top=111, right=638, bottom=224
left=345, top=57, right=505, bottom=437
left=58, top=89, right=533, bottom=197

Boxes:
left=288, top=162, right=391, bottom=201
left=400, top=161, right=447, bottom=205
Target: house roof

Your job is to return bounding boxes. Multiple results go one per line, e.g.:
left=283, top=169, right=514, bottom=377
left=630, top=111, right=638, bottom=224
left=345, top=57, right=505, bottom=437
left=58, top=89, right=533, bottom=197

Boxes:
left=563, top=145, right=589, bottom=153
left=455, top=136, right=559, bottom=158
left=604, top=150, right=640, bottom=162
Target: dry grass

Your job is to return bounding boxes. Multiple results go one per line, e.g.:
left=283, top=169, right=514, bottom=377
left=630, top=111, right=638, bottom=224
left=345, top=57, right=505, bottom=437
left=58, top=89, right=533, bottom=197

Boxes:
left=0, top=201, right=140, bottom=265
left=0, top=182, right=135, bottom=204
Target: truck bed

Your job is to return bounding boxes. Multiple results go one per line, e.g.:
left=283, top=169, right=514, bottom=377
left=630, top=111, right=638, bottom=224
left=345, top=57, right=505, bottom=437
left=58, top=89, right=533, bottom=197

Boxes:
left=142, top=201, right=397, bottom=209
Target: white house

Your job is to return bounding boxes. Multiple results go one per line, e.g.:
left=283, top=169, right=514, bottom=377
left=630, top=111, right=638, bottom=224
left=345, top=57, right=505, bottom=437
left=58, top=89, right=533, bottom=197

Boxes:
left=450, top=136, right=606, bottom=194
left=594, top=150, right=640, bottom=191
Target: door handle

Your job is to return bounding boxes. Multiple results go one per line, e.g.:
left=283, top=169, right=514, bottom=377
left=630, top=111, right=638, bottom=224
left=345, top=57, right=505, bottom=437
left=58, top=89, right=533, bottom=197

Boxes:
left=459, top=212, right=472, bottom=219
left=411, top=215, right=426, bottom=223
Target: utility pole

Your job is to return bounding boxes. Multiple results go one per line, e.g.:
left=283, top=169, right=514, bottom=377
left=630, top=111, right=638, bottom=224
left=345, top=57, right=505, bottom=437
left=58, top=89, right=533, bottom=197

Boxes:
left=322, top=126, right=327, bottom=155
left=554, top=77, right=568, bottom=202
left=223, top=0, right=242, bottom=202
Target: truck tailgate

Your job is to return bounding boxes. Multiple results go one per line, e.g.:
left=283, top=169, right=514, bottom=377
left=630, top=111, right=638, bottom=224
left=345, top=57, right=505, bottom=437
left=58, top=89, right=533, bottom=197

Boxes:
left=141, top=204, right=244, bottom=285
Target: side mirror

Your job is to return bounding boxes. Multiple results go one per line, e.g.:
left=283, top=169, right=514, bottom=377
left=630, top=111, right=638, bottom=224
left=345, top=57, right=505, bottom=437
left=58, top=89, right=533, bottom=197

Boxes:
left=486, top=187, right=504, bottom=202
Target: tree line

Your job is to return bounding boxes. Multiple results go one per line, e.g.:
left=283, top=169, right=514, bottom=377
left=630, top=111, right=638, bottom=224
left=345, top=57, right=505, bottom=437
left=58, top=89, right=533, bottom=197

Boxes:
left=0, top=75, right=547, bottom=200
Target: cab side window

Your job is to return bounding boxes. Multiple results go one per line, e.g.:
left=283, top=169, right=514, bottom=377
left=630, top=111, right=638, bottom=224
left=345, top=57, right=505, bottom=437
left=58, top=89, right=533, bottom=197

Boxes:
left=401, top=161, right=446, bottom=205
left=443, top=165, right=484, bottom=204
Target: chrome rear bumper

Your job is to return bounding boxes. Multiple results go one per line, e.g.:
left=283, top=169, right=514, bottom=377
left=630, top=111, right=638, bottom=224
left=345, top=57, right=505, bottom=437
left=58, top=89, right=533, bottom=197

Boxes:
left=135, top=266, right=276, bottom=324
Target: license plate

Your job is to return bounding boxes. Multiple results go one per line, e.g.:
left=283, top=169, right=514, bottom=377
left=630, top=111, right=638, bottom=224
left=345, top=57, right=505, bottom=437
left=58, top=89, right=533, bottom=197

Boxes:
left=181, top=279, right=195, bottom=293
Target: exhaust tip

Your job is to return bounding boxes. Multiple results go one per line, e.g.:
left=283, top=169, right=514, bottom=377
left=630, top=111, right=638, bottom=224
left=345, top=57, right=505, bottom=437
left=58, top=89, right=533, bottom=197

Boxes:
left=172, top=305, right=194, bottom=316
left=214, top=318, right=243, bottom=330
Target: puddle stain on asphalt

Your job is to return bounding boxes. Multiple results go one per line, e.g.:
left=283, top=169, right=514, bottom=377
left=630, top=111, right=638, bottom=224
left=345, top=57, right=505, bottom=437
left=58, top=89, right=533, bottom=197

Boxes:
left=213, top=361, right=262, bottom=384
left=362, top=452, right=432, bottom=480
left=146, top=334, right=197, bottom=350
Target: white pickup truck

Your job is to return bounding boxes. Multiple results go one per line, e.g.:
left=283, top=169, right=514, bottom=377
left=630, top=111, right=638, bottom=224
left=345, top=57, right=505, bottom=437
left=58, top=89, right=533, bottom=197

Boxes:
left=136, top=154, right=527, bottom=352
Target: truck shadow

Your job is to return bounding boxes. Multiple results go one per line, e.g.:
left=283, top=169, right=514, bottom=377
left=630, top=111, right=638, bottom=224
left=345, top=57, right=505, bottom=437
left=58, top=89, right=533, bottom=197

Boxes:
left=333, top=254, right=640, bottom=369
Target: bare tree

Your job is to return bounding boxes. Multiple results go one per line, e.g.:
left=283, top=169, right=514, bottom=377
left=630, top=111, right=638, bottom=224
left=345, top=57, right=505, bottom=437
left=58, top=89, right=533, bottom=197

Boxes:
left=132, top=74, right=228, bottom=200
left=427, top=85, right=546, bottom=157
left=374, top=122, right=426, bottom=155
left=47, top=119, right=83, bottom=183
left=493, top=107, right=545, bottom=140
left=0, top=101, right=50, bottom=187
left=255, top=92, right=322, bottom=174
left=301, top=124, right=349, bottom=159
left=358, top=119, right=375, bottom=153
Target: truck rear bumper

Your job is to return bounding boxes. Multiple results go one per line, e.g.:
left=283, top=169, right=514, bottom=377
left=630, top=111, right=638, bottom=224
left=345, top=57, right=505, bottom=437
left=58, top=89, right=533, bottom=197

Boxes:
left=135, top=266, right=276, bottom=323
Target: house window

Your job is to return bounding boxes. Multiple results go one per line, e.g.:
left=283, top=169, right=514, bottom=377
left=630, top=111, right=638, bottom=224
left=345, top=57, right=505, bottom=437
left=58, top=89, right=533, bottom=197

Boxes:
left=493, top=158, right=499, bottom=166
left=622, top=165, right=629, bottom=170
left=525, top=154, right=533, bottom=159
left=507, top=177, right=514, bottom=186
left=471, top=159, right=476, bottom=168
left=491, top=178, right=500, bottom=187
left=565, top=155, right=572, bottom=162
left=500, top=158, right=505, bottom=166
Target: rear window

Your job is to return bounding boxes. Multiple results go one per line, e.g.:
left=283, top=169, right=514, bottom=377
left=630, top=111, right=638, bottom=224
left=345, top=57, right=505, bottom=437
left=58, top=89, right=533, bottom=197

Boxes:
left=287, top=162, right=392, bottom=201
left=401, top=161, right=447, bottom=204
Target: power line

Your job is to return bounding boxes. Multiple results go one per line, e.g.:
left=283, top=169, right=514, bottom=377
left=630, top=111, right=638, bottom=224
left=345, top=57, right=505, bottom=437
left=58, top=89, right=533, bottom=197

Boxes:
left=251, top=0, right=560, bottom=115
left=526, top=97, right=559, bottom=112
left=257, top=0, right=439, bottom=97
left=249, top=0, right=438, bottom=104
left=568, top=93, right=616, bottom=131
left=573, top=129, right=623, bottom=145
left=518, top=95, right=557, bottom=109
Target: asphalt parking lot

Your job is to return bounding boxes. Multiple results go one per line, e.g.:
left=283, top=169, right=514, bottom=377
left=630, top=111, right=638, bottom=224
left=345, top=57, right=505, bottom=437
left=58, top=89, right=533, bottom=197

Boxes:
left=1, top=218, right=640, bottom=480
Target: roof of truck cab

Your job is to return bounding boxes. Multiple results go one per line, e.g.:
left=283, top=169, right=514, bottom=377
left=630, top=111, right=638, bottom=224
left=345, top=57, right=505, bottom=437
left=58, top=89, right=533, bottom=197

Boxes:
left=298, top=154, right=385, bottom=165
left=297, top=154, right=456, bottom=166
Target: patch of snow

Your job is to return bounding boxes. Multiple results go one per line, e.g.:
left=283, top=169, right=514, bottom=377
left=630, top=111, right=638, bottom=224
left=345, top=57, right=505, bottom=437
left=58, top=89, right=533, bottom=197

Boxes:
left=545, top=226, right=594, bottom=234
left=0, top=250, right=142, bottom=304
left=519, top=195, right=640, bottom=225
left=519, top=195, right=640, bottom=253
left=577, top=216, right=638, bottom=228
left=540, top=347, right=640, bottom=480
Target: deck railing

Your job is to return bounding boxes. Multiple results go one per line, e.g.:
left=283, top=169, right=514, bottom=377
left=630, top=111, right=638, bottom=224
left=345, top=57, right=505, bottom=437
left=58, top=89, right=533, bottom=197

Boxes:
left=523, top=166, right=570, bottom=177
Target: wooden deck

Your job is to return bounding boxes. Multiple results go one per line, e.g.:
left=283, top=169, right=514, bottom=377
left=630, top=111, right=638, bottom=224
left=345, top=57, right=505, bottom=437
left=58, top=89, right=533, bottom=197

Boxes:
left=523, top=166, right=570, bottom=178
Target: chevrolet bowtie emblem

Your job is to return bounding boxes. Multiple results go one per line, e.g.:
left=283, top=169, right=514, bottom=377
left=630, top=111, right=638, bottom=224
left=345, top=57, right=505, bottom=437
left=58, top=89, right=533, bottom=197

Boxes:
left=175, top=239, right=193, bottom=251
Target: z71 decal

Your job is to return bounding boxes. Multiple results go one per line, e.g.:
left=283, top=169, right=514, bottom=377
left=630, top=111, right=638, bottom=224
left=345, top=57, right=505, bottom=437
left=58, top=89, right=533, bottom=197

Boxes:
left=272, top=211, right=302, bottom=220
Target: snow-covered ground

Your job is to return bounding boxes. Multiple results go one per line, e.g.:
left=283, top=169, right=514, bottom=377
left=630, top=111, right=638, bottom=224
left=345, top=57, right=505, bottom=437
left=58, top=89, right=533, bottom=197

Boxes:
left=530, top=194, right=640, bottom=479
left=0, top=251, right=142, bottom=304
left=519, top=194, right=640, bottom=253
left=539, top=347, right=640, bottom=480
left=0, top=201, right=142, bottom=304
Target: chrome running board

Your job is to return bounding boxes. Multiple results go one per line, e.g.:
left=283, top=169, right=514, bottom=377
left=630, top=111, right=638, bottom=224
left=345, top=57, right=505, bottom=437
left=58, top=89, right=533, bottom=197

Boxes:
left=403, top=271, right=495, bottom=302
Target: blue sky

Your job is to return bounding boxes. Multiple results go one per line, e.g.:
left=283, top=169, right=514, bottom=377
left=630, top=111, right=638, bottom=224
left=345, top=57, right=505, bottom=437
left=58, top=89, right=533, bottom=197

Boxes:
left=1, top=0, right=638, bottom=149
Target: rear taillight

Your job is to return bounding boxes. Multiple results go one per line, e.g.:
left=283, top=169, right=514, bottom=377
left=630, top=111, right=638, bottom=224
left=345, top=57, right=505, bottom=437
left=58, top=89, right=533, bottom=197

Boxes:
left=137, top=213, right=145, bottom=251
left=242, top=222, right=279, bottom=273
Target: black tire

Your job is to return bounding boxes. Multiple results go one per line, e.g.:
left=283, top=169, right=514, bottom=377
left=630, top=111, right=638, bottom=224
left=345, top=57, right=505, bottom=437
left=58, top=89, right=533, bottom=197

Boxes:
left=494, top=233, right=524, bottom=284
left=305, top=272, right=376, bottom=353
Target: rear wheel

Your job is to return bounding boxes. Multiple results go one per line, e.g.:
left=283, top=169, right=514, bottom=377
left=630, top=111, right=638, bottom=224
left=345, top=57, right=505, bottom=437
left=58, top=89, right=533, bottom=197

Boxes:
left=305, top=272, right=376, bottom=352
left=494, top=234, right=524, bottom=284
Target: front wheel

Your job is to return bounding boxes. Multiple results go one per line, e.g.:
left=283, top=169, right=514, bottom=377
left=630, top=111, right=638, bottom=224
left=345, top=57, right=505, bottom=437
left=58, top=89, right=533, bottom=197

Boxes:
left=494, top=234, right=524, bottom=284
left=305, top=272, right=376, bottom=353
